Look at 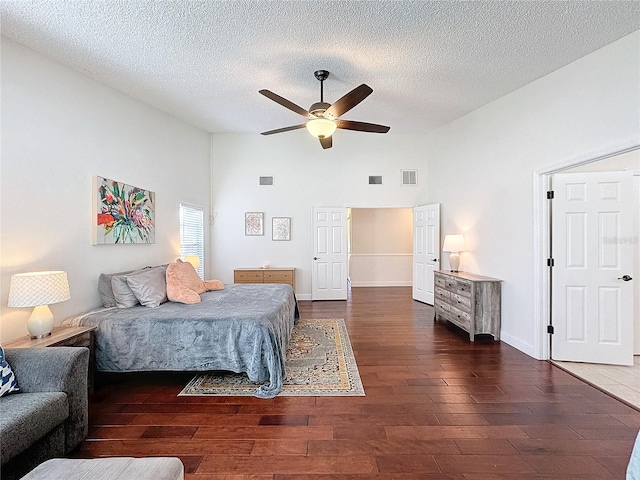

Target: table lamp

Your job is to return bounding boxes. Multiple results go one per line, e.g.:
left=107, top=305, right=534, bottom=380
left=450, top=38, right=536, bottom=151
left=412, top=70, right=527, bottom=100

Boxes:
left=8, top=271, right=71, bottom=339
left=442, top=234, right=466, bottom=272
left=183, top=255, right=200, bottom=270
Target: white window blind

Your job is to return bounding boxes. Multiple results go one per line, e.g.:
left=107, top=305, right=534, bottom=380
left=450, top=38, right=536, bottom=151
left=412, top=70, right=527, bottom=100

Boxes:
left=180, top=203, right=204, bottom=279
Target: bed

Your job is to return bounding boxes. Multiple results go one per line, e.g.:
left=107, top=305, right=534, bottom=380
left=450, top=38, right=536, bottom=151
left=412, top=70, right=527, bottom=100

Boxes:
left=63, top=283, right=298, bottom=398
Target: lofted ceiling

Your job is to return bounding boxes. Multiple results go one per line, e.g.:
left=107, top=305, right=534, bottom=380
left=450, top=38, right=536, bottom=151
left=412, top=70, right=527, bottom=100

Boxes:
left=1, top=1, right=639, bottom=135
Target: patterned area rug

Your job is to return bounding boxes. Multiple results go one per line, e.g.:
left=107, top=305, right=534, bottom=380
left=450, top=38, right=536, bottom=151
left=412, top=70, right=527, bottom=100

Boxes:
left=179, top=318, right=364, bottom=396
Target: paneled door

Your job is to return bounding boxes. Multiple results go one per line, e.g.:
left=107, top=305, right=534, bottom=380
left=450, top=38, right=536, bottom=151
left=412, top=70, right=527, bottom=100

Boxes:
left=413, top=203, right=440, bottom=305
left=551, top=171, right=635, bottom=365
left=311, top=207, right=348, bottom=300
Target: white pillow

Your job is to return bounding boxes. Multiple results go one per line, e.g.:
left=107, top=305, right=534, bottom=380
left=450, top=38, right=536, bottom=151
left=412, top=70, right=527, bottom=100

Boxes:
left=126, top=266, right=168, bottom=308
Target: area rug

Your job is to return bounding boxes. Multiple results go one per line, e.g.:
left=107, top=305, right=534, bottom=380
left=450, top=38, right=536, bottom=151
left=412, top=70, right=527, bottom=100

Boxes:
left=179, top=318, right=364, bottom=396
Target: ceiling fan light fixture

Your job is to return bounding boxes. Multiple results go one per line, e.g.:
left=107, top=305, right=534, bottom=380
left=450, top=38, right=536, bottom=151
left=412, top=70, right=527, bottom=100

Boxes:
left=306, top=118, right=337, bottom=139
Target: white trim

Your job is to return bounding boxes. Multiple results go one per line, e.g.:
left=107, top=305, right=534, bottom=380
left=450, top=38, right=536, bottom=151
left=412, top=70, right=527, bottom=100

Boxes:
left=532, top=138, right=640, bottom=360
left=500, top=331, right=536, bottom=359
left=349, top=253, right=412, bottom=257
left=350, top=281, right=413, bottom=287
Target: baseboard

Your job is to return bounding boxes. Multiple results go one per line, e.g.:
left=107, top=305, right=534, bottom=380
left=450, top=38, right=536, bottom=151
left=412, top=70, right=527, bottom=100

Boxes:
left=500, top=331, right=538, bottom=359
left=295, top=293, right=312, bottom=301
left=349, top=281, right=413, bottom=287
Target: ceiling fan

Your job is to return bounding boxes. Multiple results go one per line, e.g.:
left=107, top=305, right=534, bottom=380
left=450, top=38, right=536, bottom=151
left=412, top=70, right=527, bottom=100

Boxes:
left=259, top=70, right=390, bottom=149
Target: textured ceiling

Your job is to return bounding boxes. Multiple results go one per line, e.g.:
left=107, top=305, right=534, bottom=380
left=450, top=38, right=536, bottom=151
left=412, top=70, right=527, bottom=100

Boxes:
left=1, top=1, right=639, bottom=135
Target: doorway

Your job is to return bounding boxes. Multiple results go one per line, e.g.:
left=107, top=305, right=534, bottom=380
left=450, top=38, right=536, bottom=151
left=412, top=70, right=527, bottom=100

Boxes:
left=539, top=147, right=640, bottom=406
left=348, top=207, right=414, bottom=288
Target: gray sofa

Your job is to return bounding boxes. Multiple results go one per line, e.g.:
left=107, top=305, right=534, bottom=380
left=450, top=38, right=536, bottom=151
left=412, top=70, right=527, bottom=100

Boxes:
left=0, top=347, right=89, bottom=480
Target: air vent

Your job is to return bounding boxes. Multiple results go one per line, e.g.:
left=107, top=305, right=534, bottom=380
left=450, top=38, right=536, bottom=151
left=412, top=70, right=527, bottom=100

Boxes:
left=368, top=175, right=383, bottom=185
left=259, top=176, right=274, bottom=186
left=401, top=170, right=418, bottom=186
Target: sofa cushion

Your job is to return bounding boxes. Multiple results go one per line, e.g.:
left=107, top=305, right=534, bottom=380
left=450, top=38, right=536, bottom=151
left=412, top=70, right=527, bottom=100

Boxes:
left=0, top=347, right=19, bottom=397
left=0, top=392, right=68, bottom=465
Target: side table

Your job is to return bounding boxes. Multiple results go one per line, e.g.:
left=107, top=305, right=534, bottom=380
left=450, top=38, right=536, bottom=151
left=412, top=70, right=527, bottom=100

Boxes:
left=4, top=326, right=97, bottom=393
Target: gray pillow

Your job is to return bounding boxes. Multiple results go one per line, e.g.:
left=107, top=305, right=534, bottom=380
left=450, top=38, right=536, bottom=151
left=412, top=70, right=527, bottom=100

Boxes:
left=126, top=266, right=168, bottom=308
left=111, top=274, right=140, bottom=308
left=99, top=269, right=135, bottom=307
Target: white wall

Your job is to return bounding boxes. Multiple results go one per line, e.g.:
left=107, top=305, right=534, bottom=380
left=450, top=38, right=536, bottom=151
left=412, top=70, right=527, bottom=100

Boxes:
left=0, top=38, right=211, bottom=342
left=209, top=133, right=428, bottom=298
left=426, top=31, right=640, bottom=357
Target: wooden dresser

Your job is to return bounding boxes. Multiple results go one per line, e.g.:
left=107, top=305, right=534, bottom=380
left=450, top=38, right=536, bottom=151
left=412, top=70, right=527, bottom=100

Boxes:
left=234, top=267, right=295, bottom=291
left=434, top=270, right=502, bottom=341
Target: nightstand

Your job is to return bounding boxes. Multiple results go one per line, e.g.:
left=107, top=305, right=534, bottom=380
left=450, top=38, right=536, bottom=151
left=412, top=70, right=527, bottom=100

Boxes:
left=4, top=326, right=97, bottom=393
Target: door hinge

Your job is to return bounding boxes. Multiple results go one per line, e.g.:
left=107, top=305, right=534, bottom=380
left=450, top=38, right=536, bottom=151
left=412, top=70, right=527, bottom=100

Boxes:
left=547, top=191, right=554, bottom=199
left=547, top=325, right=554, bottom=334
left=547, top=258, right=554, bottom=267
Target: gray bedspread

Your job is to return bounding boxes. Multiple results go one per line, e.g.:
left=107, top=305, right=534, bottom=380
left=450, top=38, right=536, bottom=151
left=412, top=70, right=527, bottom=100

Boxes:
left=63, top=284, right=298, bottom=398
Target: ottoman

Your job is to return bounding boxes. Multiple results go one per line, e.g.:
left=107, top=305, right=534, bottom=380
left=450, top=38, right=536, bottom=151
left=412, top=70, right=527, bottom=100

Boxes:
left=21, top=457, right=184, bottom=480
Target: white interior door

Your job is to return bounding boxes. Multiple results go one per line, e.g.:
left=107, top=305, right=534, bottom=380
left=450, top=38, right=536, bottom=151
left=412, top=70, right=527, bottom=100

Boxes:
left=552, top=171, right=635, bottom=365
left=312, top=207, right=348, bottom=300
left=413, top=203, right=440, bottom=304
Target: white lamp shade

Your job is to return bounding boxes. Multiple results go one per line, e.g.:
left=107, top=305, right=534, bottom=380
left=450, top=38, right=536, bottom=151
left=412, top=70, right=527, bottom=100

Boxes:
left=442, top=234, right=466, bottom=253
left=183, top=255, right=201, bottom=269
left=306, top=118, right=337, bottom=138
left=8, top=271, right=71, bottom=307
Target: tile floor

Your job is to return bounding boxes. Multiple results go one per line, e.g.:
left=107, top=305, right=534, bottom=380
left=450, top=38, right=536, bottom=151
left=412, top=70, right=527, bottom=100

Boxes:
left=553, top=356, right=640, bottom=410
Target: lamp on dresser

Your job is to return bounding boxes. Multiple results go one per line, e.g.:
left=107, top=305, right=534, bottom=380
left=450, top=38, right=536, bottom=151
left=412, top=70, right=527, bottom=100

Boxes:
left=8, top=271, right=71, bottom=339
left=183, top=255, right=200, bottom=269
left=442, top=234, right=466, bottom=272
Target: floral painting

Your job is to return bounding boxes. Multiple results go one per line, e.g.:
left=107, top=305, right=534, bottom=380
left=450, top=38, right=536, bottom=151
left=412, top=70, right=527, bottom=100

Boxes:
left=93, top=176, right=155, bottom=244
left=245, top=212, right=264, bottom=236
left=272, top=217, right=291, bottom=241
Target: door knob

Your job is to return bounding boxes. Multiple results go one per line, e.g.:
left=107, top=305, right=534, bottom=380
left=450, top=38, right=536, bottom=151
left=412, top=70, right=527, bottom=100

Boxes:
left=617, top=275, right=633, bottom=281
left=313, top=257, right=318, bottom=260
left=432, top=258, right=438, bottom=262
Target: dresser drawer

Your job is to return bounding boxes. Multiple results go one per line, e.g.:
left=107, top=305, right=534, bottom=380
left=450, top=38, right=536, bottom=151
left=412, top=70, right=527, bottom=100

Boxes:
left=234, top=271, right=264, bottom=283
left=435, top=274, right=446, bottom=288
left=449, top=305, right=471, bottom=330
left=435, top=287, right=451, bottom=300
left=451, top=292, right=471, bottom=311
left=263, top=271, right=293, bottom=284
left=445, top=278, right=457, bottom=290
left=434, top=298, right=451, bottom=313
left=455, top=279, right=472, bottom=297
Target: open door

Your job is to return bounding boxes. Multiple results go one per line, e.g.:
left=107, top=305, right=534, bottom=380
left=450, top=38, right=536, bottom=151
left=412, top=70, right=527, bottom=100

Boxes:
left=551, top=171, right=635, bottom=365
left=311, top=207, right=348, bottom=300
left=413, top=204, right=440, bottom=305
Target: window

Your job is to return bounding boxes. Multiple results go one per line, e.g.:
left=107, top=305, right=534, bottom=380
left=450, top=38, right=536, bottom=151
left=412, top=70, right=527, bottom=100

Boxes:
left=180, top=203, right=204, bottom=279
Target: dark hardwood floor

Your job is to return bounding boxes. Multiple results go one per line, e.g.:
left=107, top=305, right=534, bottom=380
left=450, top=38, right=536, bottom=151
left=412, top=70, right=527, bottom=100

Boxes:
left=80, top=287, right=640, bottom=479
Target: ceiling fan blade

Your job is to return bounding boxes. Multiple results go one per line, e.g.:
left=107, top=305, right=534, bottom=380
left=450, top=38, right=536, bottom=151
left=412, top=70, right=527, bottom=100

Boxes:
left=259, top=90, right=309, bottom=117
left=335, top=120, right=390, bottom=133
left=319, top=136, right=332, bottom=149
left=325, top=84, right=373, bottom=118
left=260, top=124, right=306, bottom=135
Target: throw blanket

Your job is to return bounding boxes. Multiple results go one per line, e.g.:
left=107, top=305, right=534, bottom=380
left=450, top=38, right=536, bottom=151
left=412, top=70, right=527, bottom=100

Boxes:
left=64, top=284, right=298, bottom=398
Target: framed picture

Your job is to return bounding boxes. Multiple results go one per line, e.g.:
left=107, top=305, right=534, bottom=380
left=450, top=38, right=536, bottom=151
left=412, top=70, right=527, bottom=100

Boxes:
left=93, top=176, right=155, bottom=244
left=245, top=212, right=264, bottom=236
left=272, top=217, right=291, bottom=241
